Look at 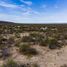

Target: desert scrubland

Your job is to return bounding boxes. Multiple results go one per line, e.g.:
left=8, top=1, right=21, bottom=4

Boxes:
left=0, top=22, right=67, bottom=67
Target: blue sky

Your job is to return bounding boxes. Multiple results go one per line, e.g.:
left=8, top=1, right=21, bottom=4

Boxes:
left=0, top=0, right=67, bottom=23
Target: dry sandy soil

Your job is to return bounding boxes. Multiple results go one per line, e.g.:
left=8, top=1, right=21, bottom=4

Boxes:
left=0, top=45, right=66, bottom=67
left=0, top=32, right=67, bottom=67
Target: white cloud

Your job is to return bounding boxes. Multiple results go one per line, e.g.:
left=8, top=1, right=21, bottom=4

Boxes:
left=0, top=10, right=66, bottom=23
left=0, top=1, right=34, bottom=16
left=0, top=13, right=31, bottom=23
left=0, top=1, right=31, bottom=15
left=0, top=2, right=19, bottom=8
left=0, top=10, right=40, bottom=23
left=0, top=10, right=67, bottom=23
left=34, top=10, right=67, bottom=23
left=1, top=1, right=67, bottom=23
left=20, top=0, right=32, bottom=6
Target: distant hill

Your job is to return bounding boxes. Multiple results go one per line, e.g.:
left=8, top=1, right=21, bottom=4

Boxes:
left=0, top=21, right=15, bottom=25
left=0, top=21, right=67, bottom=25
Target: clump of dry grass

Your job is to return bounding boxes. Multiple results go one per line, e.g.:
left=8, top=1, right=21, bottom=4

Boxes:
left=19, top=44, right=38, bottom=56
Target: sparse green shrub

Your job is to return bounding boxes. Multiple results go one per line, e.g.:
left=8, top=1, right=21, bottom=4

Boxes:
left=19, top=44, right=38, bottom=56
left=15, top=38, right=22, bottom=47
left=22, top=36, right=34, bottom=42
left=22, top=33, right=44, bottom=43
left=30, top=33, right=42, bottom=38
left=0, top=37, right=7, bottom=44
left=0, top=37, right=8, bottom=49
left=2, top=59, right=33, bottom=67
left=0, top=36, right=15, bottom=49
left=8, top=37, right=15, bottom=44
left=15, top=33, right=20, bottom=38
left=2, top=59, right=19, bottom=67
left=30, top=33, right=44, bottom=42
left=47, top=37, right=60, bottom=49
